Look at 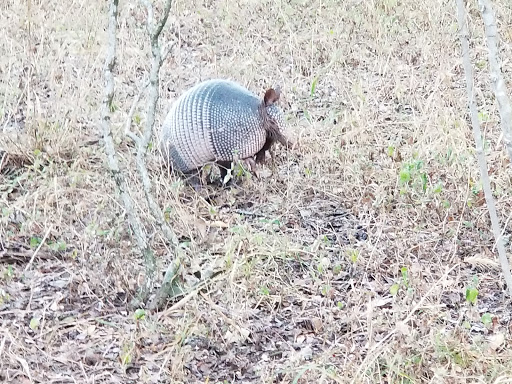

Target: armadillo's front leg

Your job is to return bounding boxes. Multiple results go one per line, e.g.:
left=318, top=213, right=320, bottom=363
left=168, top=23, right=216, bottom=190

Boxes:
left=255, top=137, right=272, bottom=165
left=254, top=137, right=275, bottom=175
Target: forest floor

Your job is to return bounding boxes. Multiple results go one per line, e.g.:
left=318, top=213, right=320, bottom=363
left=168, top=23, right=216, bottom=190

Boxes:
left=2, top=0, right=512, bottom=383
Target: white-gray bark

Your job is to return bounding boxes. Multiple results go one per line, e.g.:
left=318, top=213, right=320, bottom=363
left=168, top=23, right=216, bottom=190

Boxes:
left=456, top=0, right=512, bottom=297
left=137, top=0, right=179, bottom=248
left=477, top=0, right=512, bottom=165
left=123, top=0, right=179, bottom=248
left=117, top=0, right=183, bottom=310
left=100, top=0, right=156, bottom=303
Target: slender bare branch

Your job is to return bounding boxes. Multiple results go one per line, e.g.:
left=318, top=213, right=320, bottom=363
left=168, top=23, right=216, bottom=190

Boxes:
left=133, top=0, right=179, bottom=247
left=140, top=0, right=184, bottom=310
left=477, top=0, right=512, bottom=165
left=141, top=0, right=155, bottom=35
left=124, top=43, right=173, bottom=144
left=100, top=0, right=156, bottom=303
left=155, top=0, right=173, bottom=37
left=160, top=41, right=174, bottom=65
left=124, top=80, right=149, bottom=144
left=456, top=0, right=512, bottom=297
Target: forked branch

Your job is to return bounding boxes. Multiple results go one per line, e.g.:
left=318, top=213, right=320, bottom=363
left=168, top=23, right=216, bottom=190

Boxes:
left=134, top=0, right=183, bottom=310
left=125, top=0, right=179, bottom=249
left=100, top=0, right=157, bottom=303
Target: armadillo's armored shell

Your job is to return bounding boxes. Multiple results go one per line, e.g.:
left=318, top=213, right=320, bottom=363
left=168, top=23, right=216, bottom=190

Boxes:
left=160, top=79, right=284, bottom=173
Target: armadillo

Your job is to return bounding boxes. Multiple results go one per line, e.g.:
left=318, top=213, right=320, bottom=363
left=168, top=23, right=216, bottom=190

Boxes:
left=159, top=79, right=289, bottom=182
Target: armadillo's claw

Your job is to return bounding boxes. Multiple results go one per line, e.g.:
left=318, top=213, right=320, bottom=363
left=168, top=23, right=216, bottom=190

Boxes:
left=242, top=157, right=259, bottom=179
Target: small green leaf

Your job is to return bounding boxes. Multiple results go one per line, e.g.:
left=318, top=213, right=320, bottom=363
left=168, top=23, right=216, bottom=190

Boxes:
left=433, top=183, right=443, bottom=194
left=96, top=229, right=109, bottom=236
left=481, top=313, right=492, bottom=325
left=478, top=110, right=489, bottom=122
left=29, top=317, right=40, bottom=330
left=401, top=266, right=408, bottom=285
left=476, top=60, right=486, bottom=69
left=465, top=287, right=478, bottom=305
left=346, top=249, right=359, bottom=263
left=4, top=265, right=14, bottom=279
left=109, top=100, right=118, bottom=113
left=260, top=286, right=270, bottom=295
left=134, top=308, right=146, bottom=320
left=421, top=172, right=428, bottom=191
left=30, top=237, right=42, bottom=248
left=390, top=283, right=399, bottom=296
left=48, top=240, right=67, bottom=252
left=310, top=76, right=318, bottom=96
left=399, top=169, right=411, bottom=184
left=120, top=345, right=132, bottom=366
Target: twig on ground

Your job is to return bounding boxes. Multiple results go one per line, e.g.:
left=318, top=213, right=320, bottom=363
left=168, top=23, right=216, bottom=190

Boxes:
left=477, top=0, right=512, bottom=164
left=456, top=0, right=512, bottom=297
left=23, top=226, right=51, bottom=273
left=155, top=269, right=224, bottom=316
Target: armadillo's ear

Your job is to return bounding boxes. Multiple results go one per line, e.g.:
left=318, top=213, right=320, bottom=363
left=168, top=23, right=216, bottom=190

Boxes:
left=264, top=86, right=281, bottom=106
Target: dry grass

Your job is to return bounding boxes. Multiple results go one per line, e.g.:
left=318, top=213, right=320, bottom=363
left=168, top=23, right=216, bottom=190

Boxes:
left=2, top=0, right=512, bottom=382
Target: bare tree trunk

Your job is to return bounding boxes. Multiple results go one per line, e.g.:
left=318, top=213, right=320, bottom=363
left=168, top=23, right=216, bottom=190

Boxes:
left=123, top=0, right=185, bottom=310
left=135, top=0, right=179, bottom=248
left=456, top=0, right=512, bottom=297
left=100, top=0, right=156, bottom=305
left=477, top=0, right=512, bottom=164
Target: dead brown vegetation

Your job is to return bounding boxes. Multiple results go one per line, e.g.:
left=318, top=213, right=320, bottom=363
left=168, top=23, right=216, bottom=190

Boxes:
left=1, top=0, right=512, bottom=382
